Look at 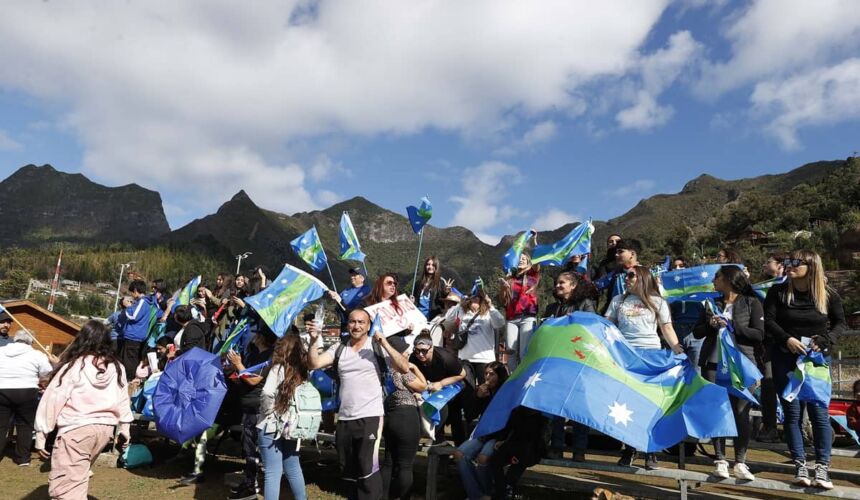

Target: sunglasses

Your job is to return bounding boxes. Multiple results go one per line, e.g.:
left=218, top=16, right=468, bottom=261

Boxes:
left=624, top=272, right=637, bottom=280
left=414, top=348, right=431, bottom=356
left=384, top=279, right=397, bottom=285
left=783, top=258, right=809, bottom=268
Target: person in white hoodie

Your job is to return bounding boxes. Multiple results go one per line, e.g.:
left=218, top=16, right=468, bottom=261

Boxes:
left=0, top=331, right=54, bottom=466
left=34, top=320, right=133, bottom=500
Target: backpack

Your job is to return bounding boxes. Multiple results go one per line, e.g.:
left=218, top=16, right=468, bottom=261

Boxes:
left=327, top=337, right=393, bottom=409
left=283, top=381, right=323, bottom=448
left=118, top=443, right=153, bottom=469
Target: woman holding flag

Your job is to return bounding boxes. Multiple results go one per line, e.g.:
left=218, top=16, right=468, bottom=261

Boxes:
left=693, top=266, right=764, bottom=481
left=764, top=249, right=845, bottom=490
left=606, top=265, right=683, bottom=470
left=413, top=256, right=453, bottom=321
left=499, top=253, right=540, bottom=372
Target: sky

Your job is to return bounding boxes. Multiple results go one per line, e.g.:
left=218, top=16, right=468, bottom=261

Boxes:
left=0, top=0, right=858, bottom=244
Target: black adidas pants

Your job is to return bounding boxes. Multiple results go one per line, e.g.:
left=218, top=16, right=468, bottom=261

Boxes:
left=336, top=416, right=383, bottom=500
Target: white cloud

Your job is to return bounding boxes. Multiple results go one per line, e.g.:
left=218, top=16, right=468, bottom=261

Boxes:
left=308, top=154, right=350, bottom=183
left=616, top=31, right=702, bottom=130
left=604, top=179, right=657, bottom=197
left=532, top=209, right=580, bottom=231
left=696, top=0, right=860, bottom=96
left=450, top=161, right=523, bottom=241
left=0, top=1, right=671, bottom=225
left=0, top=129, right=22, bottom=151
left=494, top=120, right=558, bottom=155
left=317, top=189, right=343, bottom=206
left=750, top=58, right=860, bottom=149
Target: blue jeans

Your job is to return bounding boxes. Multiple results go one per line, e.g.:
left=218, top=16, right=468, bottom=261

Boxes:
left=772, top=347, right=832, bottom=465
left=258, top=431, right=306, bottom=500
left=550, top=417, right=589, bottom=452
left=505, top=316, right=537, bottom=372
left=456, top=438, right=495, bottom=500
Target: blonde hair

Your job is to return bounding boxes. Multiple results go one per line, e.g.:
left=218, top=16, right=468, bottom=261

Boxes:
left=785, top=249, right=829, bottom=315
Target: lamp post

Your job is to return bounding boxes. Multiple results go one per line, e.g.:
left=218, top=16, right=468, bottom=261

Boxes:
left=235, top=252, right=252, bottom=275
left=113, top=261, right=135, bottom=312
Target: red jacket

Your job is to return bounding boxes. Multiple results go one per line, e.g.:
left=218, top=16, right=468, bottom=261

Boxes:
left=505, top=269, right=540, bottom=320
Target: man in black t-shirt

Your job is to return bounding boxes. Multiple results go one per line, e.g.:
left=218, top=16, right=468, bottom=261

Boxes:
left=409, top=333, right=466, bottom=442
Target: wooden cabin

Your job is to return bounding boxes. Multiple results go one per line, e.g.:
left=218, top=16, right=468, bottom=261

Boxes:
left=1, top=299, right=80, bottom=355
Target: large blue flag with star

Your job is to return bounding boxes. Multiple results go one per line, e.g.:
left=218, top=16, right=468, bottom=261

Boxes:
left=291, top=226, right=328, bottom=273
left=406, top=197, right=433, bottom=234
left=715, top=321, right=763, bottom=405
left=244, top=264, right=329, bottom=336
left=531, top=220, right=593, bottom=267
left=472, top=312, right=736, bottom=452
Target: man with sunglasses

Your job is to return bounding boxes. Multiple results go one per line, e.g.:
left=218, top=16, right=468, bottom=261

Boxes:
left=409, top=333, right=465, bottom=442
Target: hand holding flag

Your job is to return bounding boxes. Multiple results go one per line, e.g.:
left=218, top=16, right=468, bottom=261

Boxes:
left=502, top=229, right=536, bottom=273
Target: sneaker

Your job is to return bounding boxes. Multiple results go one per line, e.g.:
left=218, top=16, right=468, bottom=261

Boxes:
left=227, top=484, right=258, bottom=500
left=17, top=462, right=31, bottom=467
left=733, top=462, right=755, bottom=481
left=712, top=460, right=730, bottom=479
left=617, top=448, right=636, bottom=467
left=812, top=464, right=833, bottom=490
left=229, top=481, right=258, bottom=496
left=572, top=451, right=586, bottom=462
left=644, top=453, right=660, bottom=470
left=178, top=473, right=204, bottom=486
left=545, top=448, right=563, bottom=460
left=756, top=426, right=780, bottom=443
left=793, top=461, right=811, bottom=487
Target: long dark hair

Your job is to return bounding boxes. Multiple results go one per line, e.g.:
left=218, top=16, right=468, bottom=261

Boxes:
left=420, top=256, right=442, bottom=293
left=485, top=361, right=509, bottom=389
left=272, top=335, right=309, bottom=414
left=555, top=271, right=599, bottom=305
left=215, top=273, right=235, bottom=299
left=366, top=272, right=401, bottom=312
left=53, top=320, right=125, bottom=388
left=715, top=265, right=756, bottom=298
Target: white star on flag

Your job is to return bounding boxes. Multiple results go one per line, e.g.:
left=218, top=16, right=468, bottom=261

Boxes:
left=720, top=363, right=728, bottom=375
left=603, top=325, right=623, bottom=344
left=302, top=239, right=308, bottom=244
left=608, top=401, right=634, bottom=427
left=673, top=275, right=682, bottom=282
left=267, top=294, right=274, bottom=299
left=700, top=271, right=709, bottom=278
left=281, top=279, right=288, bottom=284
left=523, top=372, right=542, bottom=389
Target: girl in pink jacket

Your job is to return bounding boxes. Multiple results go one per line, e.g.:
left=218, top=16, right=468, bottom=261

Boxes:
left=34, top=320, right=133, bottom=500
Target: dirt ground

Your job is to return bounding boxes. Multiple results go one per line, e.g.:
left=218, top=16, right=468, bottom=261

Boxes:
left=2, top=436, right=858, bottom=499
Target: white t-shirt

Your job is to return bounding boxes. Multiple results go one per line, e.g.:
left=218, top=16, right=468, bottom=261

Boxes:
left=0, top=343, right=53, bottom=389
left=605, top=294, right=671, bottom=350
left=325, top=338, right=390, bottom=420
left=446, top=306, right=505, bottom=363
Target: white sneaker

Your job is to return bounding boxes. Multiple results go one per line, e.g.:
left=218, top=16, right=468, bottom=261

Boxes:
left=712, top=460, right=730, bottom=479
left=733, top=462, right=755, bottom=481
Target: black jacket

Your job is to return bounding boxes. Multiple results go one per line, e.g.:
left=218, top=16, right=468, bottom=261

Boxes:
left=542, top=297, right=596, bottom=319
left=764, top=283, right=845, bottom=352
left=178, top=320, right=210, bottom=354
left=693, top=295, right=764, bottom=369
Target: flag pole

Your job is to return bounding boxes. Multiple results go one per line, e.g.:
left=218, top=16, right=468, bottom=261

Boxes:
left=362, top=261, right=370, bottom=279
left=324, top=260, right=338, bottom=294
left=410, top=228, right=425, bottom=297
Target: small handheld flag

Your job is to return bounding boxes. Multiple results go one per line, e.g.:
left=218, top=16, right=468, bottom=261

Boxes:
left=369, top=313, right=383, bottom=337
left=338, top=212, right=366, bottom=262
left=470, top=277, right=484, bottom=296
left=782, top=350, right=832, bottom=408
left=502, top=230, right=535, bottom=273
left=713, top=313, right=763, bottom=405
left=421, top=381, right=464, bottom=426
left=752, top=276, right=786, bottom=300
left=291, top=226, right=328, bottom=273
left=171, top=275, right=201, bottom=312
left=531, top=220, right=593, bottom=267
left=406, top=197, right=433, bottom=234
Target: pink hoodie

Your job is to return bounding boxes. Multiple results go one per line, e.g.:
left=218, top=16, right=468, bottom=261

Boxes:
left=34, top=355, right=133, bottom=449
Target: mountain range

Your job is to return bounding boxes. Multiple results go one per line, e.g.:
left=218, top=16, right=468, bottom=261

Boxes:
left=0, top=159, right=854, bottom=287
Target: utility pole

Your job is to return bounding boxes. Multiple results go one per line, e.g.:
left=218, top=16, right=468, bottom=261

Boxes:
left=235, top=252, right=252, bottom=275
left=113, top=261, right=135, bottom=312
left=47, top=249, right=63, bottom=312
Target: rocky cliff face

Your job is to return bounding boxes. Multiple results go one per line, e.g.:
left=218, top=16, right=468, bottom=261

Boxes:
left=0, top=164, right=170, bottom=245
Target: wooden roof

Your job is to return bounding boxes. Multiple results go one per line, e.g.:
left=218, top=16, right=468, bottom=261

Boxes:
left=1, top=299, right=82, bottom=334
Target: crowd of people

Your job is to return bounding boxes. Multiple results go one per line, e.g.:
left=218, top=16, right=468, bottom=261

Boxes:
left=0, top=234, right=855, bottom=499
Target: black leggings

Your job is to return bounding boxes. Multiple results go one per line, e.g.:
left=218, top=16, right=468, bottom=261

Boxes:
left=704, top=368, right=752, bottom=463
left=447, top=361, right=487, bottom=445
left=0, top=388, right=39, bottom=464
left=381, top=406, right=421, bottom=500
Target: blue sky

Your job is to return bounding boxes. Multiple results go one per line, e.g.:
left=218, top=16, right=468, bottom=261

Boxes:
left=1, top=0, right=858, bottom=243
